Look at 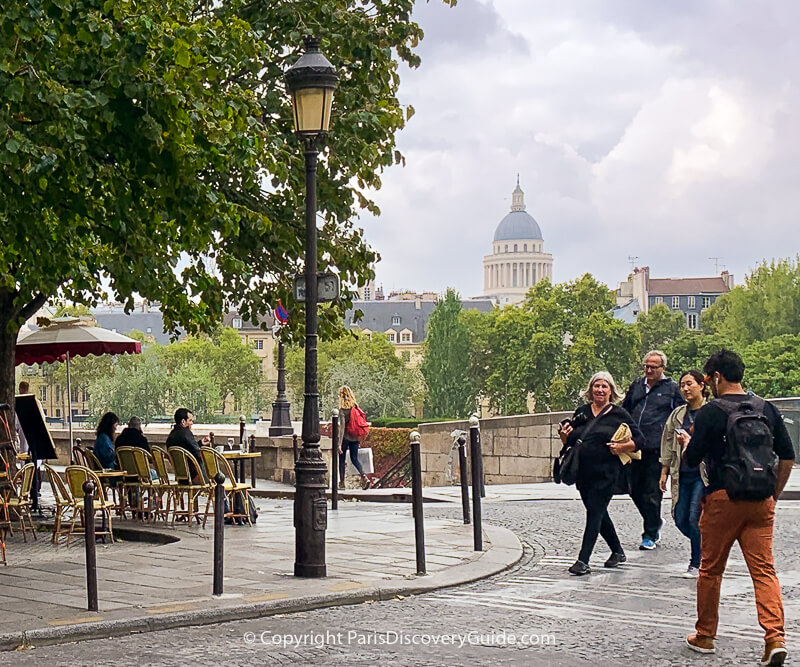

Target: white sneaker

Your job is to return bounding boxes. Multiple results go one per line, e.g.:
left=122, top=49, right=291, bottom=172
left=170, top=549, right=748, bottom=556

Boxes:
left=682, top=566, right=700, bottom=578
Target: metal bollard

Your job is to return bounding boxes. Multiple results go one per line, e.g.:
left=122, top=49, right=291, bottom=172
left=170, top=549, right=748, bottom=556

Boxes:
left=457, top=434, right=470, bottom=524
left=213, top=472, right=225, bottom=596
left=292, top=433, right=299, bottom=464
left=209, top=431, right=215, bottom=447
left=469, top=415, right=483, bottom=551
left=239, top=414, right=246, bottom=444
left=83, top=480, right=98, bottom=611
left=331, top=409, right=339, bottom=511
left=410, top=431, right=426, bottom=575
left=249, top=434, right=257, bottom=487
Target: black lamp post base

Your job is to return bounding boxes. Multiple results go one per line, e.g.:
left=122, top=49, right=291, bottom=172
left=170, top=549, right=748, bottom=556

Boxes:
left=294, top=453, right=328, bottom=578
left=269, top=400, right=293, bottom=437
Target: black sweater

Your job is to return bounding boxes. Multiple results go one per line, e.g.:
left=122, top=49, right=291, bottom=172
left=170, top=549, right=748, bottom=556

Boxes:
left=565, top=403, right=644, bottom=493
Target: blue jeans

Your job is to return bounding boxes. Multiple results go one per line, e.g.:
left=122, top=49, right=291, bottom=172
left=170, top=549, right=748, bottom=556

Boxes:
left=674, top=474, right=703, bottom=567
left=339, top=439, right=364, bottom=480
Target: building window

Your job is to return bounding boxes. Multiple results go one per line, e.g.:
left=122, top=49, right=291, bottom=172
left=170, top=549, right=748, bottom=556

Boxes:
left=39, top=386, right=47, bottom=401
left=702, top=296, right=712, bottom=309
left=654, top=296, right=663, bottom=304
left=253, top=339, right=264, bottom=350
left=391, top=315, right=401, bottom=326
left=687, top=313, right=698, bottom=329
left=504, top=244, right=508, bottom=253
left=672, top=296, right=680, bottom=309
left=55, top=408, right=61, bottom=418
left=513, top=244, right=518, bottom=252
left=388, top=332, right=396, bottom=343
left=401, top=333, right=411, bottom=343
left=81, top=388, right=89, bottom=402
left=232, top=318, right=242, bottom=329
left=146, top=326, right=152, bottom=334
left=687, top=296, right=696, bottom=309
left=364, top=287, right=371, bottom=300
left=523, top=244, right=528, bottom=252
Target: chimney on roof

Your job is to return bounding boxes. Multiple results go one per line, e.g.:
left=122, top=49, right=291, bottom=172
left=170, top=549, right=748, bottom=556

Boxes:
left=720, top=270, right=734, bottom=290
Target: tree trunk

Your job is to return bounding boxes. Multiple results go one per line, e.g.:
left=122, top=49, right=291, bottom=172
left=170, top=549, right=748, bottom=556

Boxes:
left=0, top=305, right=18, bottom=423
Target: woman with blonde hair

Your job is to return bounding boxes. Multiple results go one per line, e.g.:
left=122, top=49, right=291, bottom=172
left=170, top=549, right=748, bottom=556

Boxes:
left=338, top=386, right=368, bottom=486
left=558, top=371, right=644, bottom=576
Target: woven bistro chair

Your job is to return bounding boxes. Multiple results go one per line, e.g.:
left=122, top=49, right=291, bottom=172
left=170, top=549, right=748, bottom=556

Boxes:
left=200, top=447, right=253, bottom=526
left=44, top=463, right=77, bottom=544
left=6, top=463, right=38, bottom=542
left=167, top=448, right=211, bottom=526
left=115, top=447, right=143, bottom=519
left=132, top=449, right=166, bottom=522
left=64, top=466, right=115, bottom=545
left=151, top=446, right=177, bottom=521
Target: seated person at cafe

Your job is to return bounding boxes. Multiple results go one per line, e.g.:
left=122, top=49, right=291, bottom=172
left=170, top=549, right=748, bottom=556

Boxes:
left=94, top=411, right=119, bottom=469
left=165, top=408, right=209, bottom=483
left=115, top=416, right=150, bottom=452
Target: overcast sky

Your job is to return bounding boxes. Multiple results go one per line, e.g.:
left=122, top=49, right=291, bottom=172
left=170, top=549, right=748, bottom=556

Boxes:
left=355, top=0, right=800, bottom=299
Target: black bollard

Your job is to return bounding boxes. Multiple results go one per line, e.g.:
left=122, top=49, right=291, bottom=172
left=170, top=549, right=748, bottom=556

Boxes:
left=83, top=479, right=98, bottom=611
left=209, top=431, right=215, bottom=447
left=469, top=415, right=483, bottom=551
left=410, top=431, right=426, bottom=575
left=292, top=433, right=299, bottom=464
left=457, top=435, right=470, bottom=524
left=213, top=472, right=225, bottom=596
left=331, top=410, right=339, bottom=511
left=249, top=434, right=257, bottom=487
left=239, top=415, right=246, bottom=445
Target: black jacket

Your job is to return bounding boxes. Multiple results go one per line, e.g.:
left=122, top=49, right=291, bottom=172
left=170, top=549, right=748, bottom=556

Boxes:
left=115, top=427, right=150, bottom=452
left=165, top=425, right=202, bottom=462
left=622, top=377, right=684, bottom=452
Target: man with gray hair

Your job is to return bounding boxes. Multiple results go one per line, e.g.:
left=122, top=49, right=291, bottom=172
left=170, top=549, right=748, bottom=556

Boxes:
left=622, top=350, right=684, bottom=550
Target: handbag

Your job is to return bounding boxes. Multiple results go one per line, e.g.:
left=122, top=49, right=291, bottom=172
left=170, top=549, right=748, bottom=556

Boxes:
left=553, top=404, right=613, bottom=486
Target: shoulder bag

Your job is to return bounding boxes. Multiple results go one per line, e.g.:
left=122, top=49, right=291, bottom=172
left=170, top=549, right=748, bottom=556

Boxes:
left=553, top=404, right=613, bottom=486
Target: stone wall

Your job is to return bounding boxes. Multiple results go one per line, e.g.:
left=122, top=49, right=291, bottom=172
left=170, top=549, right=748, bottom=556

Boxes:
left=47, top=428, right=332, bottom=486
left=418, top=411, right=571, bottom=487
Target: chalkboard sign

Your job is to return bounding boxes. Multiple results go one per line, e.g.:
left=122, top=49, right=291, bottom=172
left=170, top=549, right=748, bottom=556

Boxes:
left=15, top=394, right=57, bottom=460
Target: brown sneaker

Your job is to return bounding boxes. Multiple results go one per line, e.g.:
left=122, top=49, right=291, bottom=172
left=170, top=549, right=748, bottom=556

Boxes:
left=686, top=633, right=716, bottom=654
left=761, top=641, right=787, bottom=666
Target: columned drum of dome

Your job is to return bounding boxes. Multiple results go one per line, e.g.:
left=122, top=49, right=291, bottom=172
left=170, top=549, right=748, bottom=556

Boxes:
left=482, top=178, right=554, bottom=306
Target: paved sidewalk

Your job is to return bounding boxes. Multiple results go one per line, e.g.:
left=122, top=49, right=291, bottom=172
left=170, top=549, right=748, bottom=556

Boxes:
left=0, top=499, right=521, bottom=651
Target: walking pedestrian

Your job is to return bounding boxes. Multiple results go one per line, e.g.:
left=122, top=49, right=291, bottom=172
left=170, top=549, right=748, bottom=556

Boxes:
left=337, top=386, right=369, bottom=488
left=622, top=350, right=684, bottom=550
left=684, top=349, right=794, bottom=666
left=659, top=370, right=708, bottom=578
left=558, top=371, right=644, bottom=576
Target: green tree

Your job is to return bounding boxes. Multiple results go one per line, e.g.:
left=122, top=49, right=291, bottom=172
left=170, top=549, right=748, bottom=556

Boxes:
left=635, top=302, right=686, bottom=358
left=703, top=258, right=800, bottom=347
left=662, top=331, right=734, bottom=376
left=742, top=334, right=800, bottom=398
left=420, top=289, right=474, bottom=418
left=0, top=0, right=453, bottom=410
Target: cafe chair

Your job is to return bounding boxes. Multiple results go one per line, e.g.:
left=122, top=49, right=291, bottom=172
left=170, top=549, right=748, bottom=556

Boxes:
left=64, top=466, right=115, bottom=545
left=200, top=447, right=253, bottom=527
left=44, top=463, right=77, bottom=545
left=167, top=448, right=211, bottom=527
left=6, top=463, right=38, bottom=542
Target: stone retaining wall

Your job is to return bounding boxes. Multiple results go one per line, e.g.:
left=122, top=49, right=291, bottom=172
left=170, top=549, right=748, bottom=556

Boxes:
left=418, top=411, right=571, bottom=487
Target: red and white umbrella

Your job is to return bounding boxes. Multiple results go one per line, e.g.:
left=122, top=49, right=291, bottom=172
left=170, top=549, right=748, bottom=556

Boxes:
left=15, top=318, right=142, bottom=448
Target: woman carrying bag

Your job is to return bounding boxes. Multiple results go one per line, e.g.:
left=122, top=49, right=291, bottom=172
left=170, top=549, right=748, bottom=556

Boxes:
left=558, top=371, right=644, bottom=576
left=337, top=386, right=369, bottom=487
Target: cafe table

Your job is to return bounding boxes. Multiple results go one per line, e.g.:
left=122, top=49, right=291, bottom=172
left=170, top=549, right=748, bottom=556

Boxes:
left=222, top=450, right=261, bottom=487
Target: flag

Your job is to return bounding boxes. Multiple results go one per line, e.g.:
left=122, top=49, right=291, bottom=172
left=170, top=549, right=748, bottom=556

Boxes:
left=274, top=299, right=289, bottom=324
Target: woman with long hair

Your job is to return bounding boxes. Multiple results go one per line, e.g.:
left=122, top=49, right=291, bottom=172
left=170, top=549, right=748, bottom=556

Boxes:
left=558, top=371, right=644, bottom=576
left=338, top=386, right=368, bottom=486
left=94, top=411, right=119, bottom=469
left=660, top=370, right=709, bottom=577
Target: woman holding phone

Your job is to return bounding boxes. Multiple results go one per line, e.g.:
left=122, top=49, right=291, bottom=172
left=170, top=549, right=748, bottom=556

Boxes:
left=659, top=370, right=709, bottom=577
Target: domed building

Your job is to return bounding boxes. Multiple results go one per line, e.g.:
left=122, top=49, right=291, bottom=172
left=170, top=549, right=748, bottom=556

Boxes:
left=482, top=179, right=553, bottom=305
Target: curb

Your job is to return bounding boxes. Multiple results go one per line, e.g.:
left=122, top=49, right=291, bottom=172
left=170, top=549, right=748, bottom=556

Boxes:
left=250, top=488, right=448, bottom=503
left=0, top=524, right=521, bottom=652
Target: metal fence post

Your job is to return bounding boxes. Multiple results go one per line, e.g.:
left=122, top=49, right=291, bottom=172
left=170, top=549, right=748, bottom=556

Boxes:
left=457, top=433, right=470, bottom=524
left=213, top=472, right=225, bottom=596
left=469, top=415, right=483, bottom=551
left=83, top=480, right=98, bottom=611
left=410, top=430, right=426, bottom=575
left=331, top=409, right=339, bottom=510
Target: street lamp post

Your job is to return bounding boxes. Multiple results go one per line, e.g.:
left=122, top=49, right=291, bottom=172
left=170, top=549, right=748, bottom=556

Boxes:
left=285, top=37, right=338, bottom=578
left=269, top=330, right=293, bottom=437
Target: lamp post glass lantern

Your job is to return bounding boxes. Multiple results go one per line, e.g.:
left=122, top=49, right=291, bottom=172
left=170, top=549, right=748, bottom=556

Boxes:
left=285, top=37, right=338, bottom=579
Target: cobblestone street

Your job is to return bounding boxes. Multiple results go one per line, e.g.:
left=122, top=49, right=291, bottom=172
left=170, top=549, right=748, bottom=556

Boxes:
left=13, top=497, right=800, bottom=666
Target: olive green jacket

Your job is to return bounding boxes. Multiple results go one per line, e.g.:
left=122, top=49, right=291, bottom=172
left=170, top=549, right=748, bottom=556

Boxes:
left=659, top=401, right=708, bottom=507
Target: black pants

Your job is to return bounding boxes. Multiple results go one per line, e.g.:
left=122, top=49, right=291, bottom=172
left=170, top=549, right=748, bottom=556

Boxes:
left=629, top=450, right=663, bottom=540
left=578, top=486, right=622, bottom=564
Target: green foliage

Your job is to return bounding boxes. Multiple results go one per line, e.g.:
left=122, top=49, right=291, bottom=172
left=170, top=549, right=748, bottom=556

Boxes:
left=703, top=258, right=800, bottom=348
left=285, top=332, right=422, bottom=419
left=420, top=288, right=474, bottom=418
left=368, top=417, right=420, bottom=429
left=362, top=427, right=413, bottom=460
left=0, top=0, right=453, bottom=406
left=663, top=331, right=734, bottom=377
left=742, top=334, right=800, bottom=397
left=635, top=302, right=686, bottom=358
